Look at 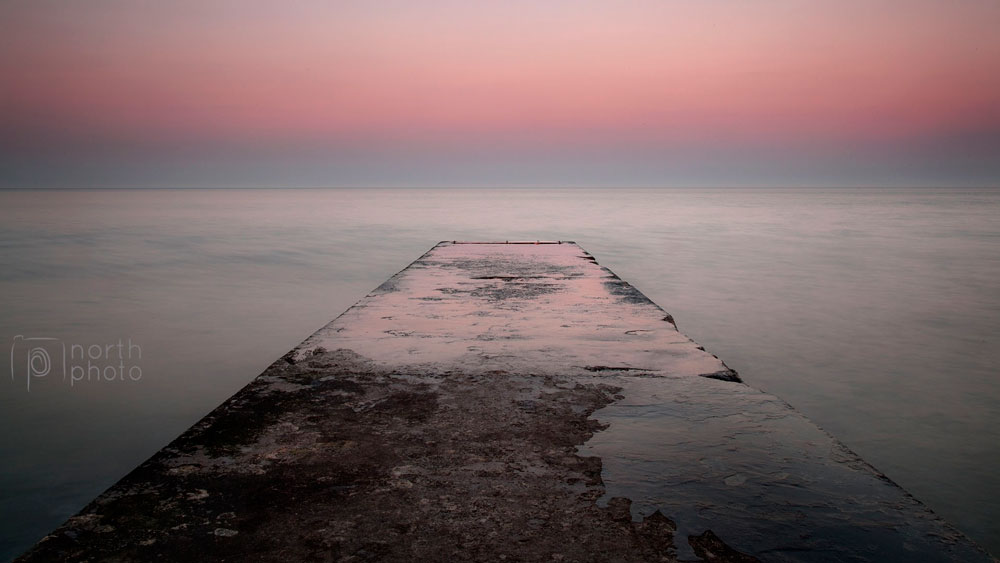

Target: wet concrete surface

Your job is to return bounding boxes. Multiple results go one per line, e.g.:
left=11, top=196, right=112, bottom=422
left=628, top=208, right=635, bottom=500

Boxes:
left=17, top=242, right=994, bottom=562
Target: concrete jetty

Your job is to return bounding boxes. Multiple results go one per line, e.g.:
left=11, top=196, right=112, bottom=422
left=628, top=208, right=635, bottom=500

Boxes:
left=18, top=242, right=993, bottom=562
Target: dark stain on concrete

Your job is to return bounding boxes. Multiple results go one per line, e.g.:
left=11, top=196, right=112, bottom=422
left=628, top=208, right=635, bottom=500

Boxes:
left=583, top=366, right=655, bottom=373
left=603, top=279, right=654, bottom=305
left=698, top=368, right=743, bottom=383
left=470, top=281, right=562, bottom=302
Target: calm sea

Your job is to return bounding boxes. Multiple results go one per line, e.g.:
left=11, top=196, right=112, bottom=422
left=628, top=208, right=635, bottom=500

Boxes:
left=1, top=188, right=998, bottom=560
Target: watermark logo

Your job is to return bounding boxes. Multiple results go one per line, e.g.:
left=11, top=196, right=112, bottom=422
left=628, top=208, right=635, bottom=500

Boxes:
left=10, top=336, right=142, bottom=391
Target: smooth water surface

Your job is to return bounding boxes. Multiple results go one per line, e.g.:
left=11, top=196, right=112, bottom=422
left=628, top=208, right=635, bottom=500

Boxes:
left=0, top=188, right=998, bottom=559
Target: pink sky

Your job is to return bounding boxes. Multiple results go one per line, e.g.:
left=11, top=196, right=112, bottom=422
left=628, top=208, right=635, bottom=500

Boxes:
left=2, top=1, right=999, bottom=186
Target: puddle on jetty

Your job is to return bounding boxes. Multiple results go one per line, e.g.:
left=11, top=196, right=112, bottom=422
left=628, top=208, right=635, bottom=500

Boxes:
left=578, top=376, right=988, bottom=563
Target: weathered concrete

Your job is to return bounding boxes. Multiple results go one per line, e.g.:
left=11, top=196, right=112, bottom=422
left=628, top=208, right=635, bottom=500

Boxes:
left=18, top=242, right=993, bottom=562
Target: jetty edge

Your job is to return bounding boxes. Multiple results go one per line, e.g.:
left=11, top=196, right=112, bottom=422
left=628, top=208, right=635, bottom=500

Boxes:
left=17, top=241, right=994, bottom=562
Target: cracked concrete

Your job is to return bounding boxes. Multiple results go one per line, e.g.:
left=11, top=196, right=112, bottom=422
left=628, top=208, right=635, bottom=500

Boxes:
left=17, top=242, right=993, bottom=562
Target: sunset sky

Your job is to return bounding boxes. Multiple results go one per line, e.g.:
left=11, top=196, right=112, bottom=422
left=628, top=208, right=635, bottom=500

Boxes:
left=2, top=1, right=999, bottom=187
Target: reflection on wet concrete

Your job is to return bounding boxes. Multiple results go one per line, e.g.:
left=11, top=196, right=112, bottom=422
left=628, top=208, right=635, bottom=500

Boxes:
left=581, top=374, right=990, bottom=561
